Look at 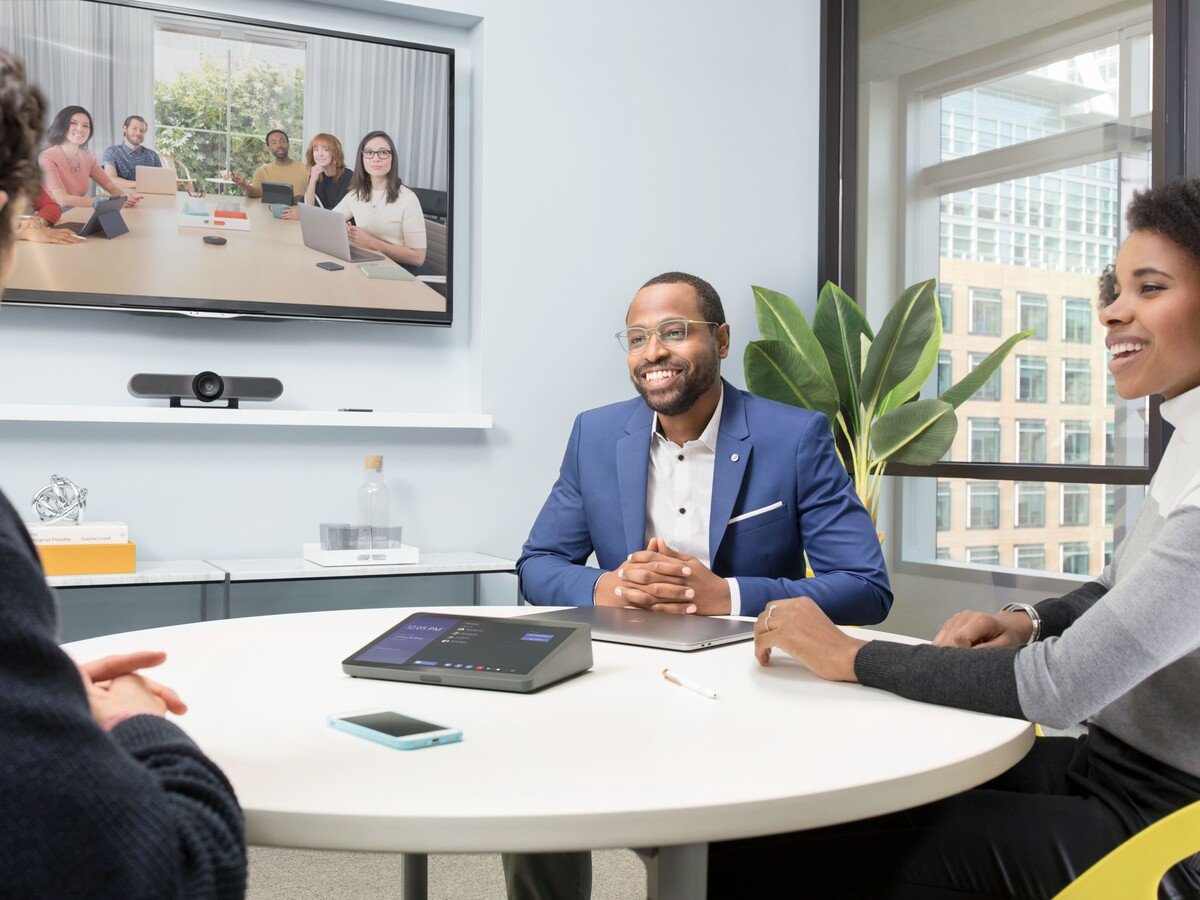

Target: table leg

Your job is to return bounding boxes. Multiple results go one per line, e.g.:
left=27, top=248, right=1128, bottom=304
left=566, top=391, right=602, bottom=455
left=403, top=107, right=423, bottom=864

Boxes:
left=640, top=843, right=707, bottom=900
left=199, top=583, right=209, bottom=622
left=473, top=573, right=480, bottom=605
left=402, top=852, right=428, bottom=900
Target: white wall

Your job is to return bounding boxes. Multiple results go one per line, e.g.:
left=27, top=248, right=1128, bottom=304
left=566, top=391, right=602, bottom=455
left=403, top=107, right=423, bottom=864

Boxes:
left=0, top=0, right=820, bottom=578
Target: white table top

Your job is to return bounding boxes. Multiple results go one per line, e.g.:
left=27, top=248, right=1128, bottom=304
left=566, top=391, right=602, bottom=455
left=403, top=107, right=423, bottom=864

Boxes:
left=63, top=607, right=1033, bottom=854
left=211, top=552, right=516, bottom=582
left=48, top=559, right=226, bottom=588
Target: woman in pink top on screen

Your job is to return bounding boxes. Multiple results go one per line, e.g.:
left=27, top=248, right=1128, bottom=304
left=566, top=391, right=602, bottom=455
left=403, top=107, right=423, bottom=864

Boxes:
left=38, top=106, right=141, bottom=210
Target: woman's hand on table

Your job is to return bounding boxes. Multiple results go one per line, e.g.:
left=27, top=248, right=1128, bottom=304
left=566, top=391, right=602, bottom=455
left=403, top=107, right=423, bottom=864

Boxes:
left=346, top=223, right=380, bottom=250
left=119, top=192, right=143, bottom=207
left=280, top=205, right=300, bottom=220
left=932, top=610, right=1032, bottom=649
left=17, top=226, right=84, bottom=244
left=754, top=597, right=865, bottom=682
left=78, top=650, right=188, bottom=725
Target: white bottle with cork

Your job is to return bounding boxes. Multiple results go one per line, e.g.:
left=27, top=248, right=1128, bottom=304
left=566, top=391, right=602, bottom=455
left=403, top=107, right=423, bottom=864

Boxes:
left=358, top=455, right=391, bottom=528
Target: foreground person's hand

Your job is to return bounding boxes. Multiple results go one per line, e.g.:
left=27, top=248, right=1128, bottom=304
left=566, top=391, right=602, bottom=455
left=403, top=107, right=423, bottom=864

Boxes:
left=932, top=610, right=1032, bottom=648
left=754, top=597, right=865, bottom=681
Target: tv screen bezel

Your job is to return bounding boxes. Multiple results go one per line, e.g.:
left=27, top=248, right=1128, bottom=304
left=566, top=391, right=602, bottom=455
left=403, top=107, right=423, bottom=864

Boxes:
left=6, top=0, right=455, bottom=328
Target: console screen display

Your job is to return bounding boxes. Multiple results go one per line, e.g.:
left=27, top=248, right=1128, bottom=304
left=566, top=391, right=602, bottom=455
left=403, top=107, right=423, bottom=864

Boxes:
left=346, top=613, right=574, bottom=676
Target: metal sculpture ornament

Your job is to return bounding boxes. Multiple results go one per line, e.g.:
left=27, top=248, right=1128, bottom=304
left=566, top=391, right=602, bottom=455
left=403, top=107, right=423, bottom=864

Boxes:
left=31, top=474, right=89, bottom=524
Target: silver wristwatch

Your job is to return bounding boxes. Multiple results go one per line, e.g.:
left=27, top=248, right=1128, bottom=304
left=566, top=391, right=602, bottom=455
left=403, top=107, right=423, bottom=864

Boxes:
left=1000, top=602, right=1041, bottom=644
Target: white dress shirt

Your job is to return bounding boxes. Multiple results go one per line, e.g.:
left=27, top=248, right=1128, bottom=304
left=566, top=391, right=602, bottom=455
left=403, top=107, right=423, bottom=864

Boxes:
left=645, top=391, right=742, bottom=615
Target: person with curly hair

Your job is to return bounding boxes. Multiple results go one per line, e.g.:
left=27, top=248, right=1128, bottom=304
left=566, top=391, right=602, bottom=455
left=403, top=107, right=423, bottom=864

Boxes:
left=0, top=49, right=247, bottom=898
left=709, top=178, right=1200, bottom=899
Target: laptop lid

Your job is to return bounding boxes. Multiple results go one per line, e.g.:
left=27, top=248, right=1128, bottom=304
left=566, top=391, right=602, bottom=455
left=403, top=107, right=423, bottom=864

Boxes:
left=519, top=606, right=755, bottom=652
left=135, top=165, right=175, bottom=194
left=299, top=202, right=383, bottom=263
left=261, top=181, right=296, bottom=205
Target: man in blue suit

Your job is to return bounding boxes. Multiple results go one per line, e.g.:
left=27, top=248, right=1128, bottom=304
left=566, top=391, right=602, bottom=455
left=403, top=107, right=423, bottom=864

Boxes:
left=505, top=272, right=892, bottom=900
left=517, top=271, right=891, bottom=622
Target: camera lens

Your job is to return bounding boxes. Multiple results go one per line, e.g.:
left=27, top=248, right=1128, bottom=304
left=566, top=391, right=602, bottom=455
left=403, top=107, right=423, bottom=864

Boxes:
left=192, top=371, right=224, bottom=401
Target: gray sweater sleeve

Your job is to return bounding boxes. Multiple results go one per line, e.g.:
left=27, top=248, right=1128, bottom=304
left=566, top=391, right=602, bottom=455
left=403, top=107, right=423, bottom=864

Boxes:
left=1034, top=579, right=1110, bottom=638
left=1015, top=504, right=1200, bottom=729
left=854, top=641, right=1023, bottom=718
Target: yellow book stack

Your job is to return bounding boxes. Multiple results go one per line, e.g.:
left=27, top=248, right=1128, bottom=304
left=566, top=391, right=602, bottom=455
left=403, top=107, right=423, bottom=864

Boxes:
left=36, top=542, right=137, bottom=576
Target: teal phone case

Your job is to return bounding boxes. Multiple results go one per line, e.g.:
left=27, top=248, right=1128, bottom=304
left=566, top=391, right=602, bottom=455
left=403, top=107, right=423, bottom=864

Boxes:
left=328, top=713, right=462, bottom=750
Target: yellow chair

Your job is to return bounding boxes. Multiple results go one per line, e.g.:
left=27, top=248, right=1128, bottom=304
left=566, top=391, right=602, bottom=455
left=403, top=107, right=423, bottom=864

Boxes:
left=1054, top=799, right=1200, bottom=899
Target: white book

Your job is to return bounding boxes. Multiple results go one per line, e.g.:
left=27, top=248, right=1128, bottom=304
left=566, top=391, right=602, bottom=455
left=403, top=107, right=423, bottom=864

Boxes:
left=25, top=521, right=129, bottom=545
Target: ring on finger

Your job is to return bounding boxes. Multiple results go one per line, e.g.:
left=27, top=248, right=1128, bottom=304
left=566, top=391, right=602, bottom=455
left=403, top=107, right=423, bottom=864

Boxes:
left=765, top=604, right=776, bottom=631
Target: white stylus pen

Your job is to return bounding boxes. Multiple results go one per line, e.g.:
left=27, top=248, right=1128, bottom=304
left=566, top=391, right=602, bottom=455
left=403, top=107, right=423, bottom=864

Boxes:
left=662, top=668, right=719, bottom=699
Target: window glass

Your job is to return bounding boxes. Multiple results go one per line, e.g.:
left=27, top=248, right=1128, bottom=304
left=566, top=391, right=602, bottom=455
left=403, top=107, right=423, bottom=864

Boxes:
left=1016, top=355, right=1047, bottom=402
left=936, top=481, right=952, bottom=531
left=969, top=352, right=1001, bottom=400
left=967, top=481, right=1000, bottom=529
left=1063, top=420, right=1091, bottom=464
left=1061, top=483, right=1091, bottom=526
left=969, top=287, right=1002, bottom=335
left=1017, top=419, right=1046, bottom=463
left=1015, top=544, right=1046, bottom=570
left=1062, top=358, right=1092, bottom=405
left=967, top=546, right=1001, bottom=566
left=1017, top=292, right=1048, bottom=339
left=969, top=418, right=1001, bottom=462
left=1063, top=297, right=1093, bottom=343
left=938, top=351, right=954, bottom=396
left=1061, top=541, right=1091, bottom=574
left=939, top=283, right=954, bottom=332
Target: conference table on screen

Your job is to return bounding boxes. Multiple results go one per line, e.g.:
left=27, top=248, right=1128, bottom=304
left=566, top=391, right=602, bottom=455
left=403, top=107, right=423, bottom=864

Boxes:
left=62, top=606, right=1033, bottom=900
left=7, top=191, right=445, bottom=315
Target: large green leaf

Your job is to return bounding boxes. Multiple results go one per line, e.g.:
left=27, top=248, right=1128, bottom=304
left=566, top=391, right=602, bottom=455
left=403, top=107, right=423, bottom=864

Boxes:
left=750, top=286, right=836, bottom=398
left=744, top=339, right=840, bottom=422
left=869, top=398, right=958, bottom=466
left=878, top=294, right=943, bottom=418
left=939, top=329, right=1035, bottom=408
left=812, top=281, right=874, bottom=418
left=859, top=279, right=938, bottom=416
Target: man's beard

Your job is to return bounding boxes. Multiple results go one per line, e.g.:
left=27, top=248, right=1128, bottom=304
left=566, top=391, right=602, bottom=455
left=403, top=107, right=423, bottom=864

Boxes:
left=126, top=135, right=142, bottom=147
left=631, top=350, right=720, bottom=417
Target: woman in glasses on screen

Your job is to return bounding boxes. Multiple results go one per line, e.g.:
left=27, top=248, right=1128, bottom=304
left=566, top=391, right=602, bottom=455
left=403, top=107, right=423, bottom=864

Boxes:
left=711, top=178, right=1200, bottom=898
left=38, top=105, right=141, bottom=210
left=282, top=132, right=353, bottom=219
left=0, top=51, right=244, bottom=898
left=333, top=130, right=427, bottom=274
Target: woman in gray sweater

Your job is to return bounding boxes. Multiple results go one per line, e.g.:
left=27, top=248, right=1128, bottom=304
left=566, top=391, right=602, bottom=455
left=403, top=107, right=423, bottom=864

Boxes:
left=710, top=179, right=1200, bottom=899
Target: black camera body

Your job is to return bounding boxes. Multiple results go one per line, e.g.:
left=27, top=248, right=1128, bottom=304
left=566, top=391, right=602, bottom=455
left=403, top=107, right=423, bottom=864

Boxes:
left=128, top=372, right=283, bottom=409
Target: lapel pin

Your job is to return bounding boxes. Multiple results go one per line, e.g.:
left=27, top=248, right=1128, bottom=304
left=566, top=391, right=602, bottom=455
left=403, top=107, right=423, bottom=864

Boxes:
left=730, top=453, right=740, bottom=462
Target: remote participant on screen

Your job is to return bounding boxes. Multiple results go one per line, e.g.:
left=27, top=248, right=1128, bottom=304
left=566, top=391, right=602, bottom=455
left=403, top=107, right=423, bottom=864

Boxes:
left=0, top=49, right=245, bottom=898
left=334, top=130, right=428, bottom=274
left=282, top=132, right=353, bottom=220
left=228, top=128, right=309, bottom=200
left=39, top=105, right=142, bottom=210
left=100, top=114, right=164, bottom=190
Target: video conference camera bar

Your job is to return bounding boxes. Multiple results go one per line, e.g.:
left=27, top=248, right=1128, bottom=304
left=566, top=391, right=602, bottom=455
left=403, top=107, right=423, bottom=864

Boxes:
left=128, top=371, right=283, bottom=409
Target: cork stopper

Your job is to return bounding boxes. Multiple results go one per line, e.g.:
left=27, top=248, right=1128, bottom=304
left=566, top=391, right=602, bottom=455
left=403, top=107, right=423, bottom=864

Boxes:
left=364, top=455, right=383, bottom=470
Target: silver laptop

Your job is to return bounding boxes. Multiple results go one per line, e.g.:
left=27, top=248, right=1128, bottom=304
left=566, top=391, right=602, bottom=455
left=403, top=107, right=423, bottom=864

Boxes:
left=520, top=606, right=755, bottom=652
left=299, top=202, right=384, bottom=263
left=135, top=164, right=176, bottom=194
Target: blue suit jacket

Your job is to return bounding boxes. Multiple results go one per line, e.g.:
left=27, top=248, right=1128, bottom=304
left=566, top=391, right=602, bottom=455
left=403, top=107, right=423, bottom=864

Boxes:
left=518, top=381, right=892, bottom=623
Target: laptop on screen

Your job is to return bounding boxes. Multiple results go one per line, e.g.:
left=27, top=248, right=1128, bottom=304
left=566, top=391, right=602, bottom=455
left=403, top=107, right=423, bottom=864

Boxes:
left=135, top=165, right=176, bottom=194
left=519, top=606, right=755, bottom=652
left=299, top=202, right=384, bottom=263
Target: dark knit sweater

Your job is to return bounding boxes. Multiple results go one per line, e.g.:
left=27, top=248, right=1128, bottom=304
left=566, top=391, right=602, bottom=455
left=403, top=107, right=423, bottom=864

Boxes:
left=0, top=488, right=246, bottom=898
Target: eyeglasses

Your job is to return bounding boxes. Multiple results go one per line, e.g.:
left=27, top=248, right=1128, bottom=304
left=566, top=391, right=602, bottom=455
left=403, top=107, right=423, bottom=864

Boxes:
left=615, top=318, right=719, bottom=353
left=362, top=149, right=393, bottom=160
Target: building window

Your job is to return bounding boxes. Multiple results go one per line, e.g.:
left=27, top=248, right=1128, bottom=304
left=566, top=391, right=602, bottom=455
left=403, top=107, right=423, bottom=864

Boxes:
left=967, top=545, right=1001, bottom=566
left=1061, top=483, right=1091, bottom=526
left=1061, top=541, right=1091, bottom=574
left=1104, top=540, right=1114, bottom=567
left=967, top=481, right=1000, bottom=529
left=1016, top=419, right=1046, bottom=463
left=1106, top=372, right=1117, bottom=405
left=969, top=418, right=1001, bottom=462
left=936, top=481, right=951, bottom=531
left=969, top=287, right=1002, bottom=335
left=1063, top=297, right=1092, bottom=343
left=939, top=283, right=953, bottom=333
left=1105, top=421, right=1115, bottom=465
left=1063, top=420, right=1091, bottom=464
left=935, top=547, right=952, bottom=561
left=1017, top=292, right=1048, bottom=339
left=1062, top=358, right=1091, bottom=404
left=1015, top=482, right=1046, bottom=527
left=1016, top=355, right=1047, bottom=402
left=969, top=351, right=1001, bottom=400
left=1105, top=484, right=1116, bottom=525
left=937, top=351, right=953, bottom=396
left=1015, top=544, right=1046, bottom=570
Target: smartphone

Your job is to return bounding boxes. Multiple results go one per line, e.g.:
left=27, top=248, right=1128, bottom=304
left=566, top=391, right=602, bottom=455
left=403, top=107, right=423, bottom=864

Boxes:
left=316, top=261, right=344, bottom=271
left=327, top=709, right=462, bottom=750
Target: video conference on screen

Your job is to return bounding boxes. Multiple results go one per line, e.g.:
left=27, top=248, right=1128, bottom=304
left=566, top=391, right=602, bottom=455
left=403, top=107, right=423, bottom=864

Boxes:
left=1, top=0, right=454, bottom=325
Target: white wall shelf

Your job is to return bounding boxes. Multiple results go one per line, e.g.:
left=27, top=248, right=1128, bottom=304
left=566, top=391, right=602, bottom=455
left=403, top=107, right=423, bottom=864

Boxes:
left=0, top=404, right=492, bottom=429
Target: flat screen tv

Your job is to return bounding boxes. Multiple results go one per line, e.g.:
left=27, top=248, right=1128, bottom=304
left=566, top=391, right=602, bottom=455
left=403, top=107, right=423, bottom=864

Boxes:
left=0, top=0, right=454, bottom=325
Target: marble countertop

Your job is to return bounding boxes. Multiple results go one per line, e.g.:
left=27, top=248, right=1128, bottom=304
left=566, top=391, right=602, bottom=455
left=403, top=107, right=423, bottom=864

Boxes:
left=209, top=552, right=517, bottom=582
left=48, top=560, right=226, bottom=588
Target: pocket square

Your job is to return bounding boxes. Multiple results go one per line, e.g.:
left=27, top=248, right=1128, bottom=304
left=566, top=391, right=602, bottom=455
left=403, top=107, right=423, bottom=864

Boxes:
left=728, top=500, right=784, bottom=525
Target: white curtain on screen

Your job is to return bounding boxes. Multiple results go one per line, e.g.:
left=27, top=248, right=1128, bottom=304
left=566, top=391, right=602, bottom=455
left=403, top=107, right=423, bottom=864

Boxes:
left=304, top=35, right=449, bottom=192
left=0, top=0, right=155, bottom=162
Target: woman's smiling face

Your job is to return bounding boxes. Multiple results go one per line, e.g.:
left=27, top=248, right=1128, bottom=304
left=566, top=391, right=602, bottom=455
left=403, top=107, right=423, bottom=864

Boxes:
left=1104, top=229, right=1200, bottom=400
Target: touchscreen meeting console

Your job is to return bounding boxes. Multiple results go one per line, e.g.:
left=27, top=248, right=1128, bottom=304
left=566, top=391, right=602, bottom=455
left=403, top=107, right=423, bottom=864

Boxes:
left=342, top=613, right=593, bottom=693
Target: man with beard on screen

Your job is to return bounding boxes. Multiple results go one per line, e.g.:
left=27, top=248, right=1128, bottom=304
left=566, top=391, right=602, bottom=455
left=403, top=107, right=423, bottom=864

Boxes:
left=504, top=272, right=892, bottom=899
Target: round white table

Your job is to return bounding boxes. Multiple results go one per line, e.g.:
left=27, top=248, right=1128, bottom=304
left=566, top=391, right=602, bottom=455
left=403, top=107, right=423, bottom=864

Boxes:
left=64, top=607, right=1033, bottom=899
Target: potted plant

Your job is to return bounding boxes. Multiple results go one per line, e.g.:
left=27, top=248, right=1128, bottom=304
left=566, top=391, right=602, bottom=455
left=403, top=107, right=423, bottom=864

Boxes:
left=744, top=280, right=1032, bottom=524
